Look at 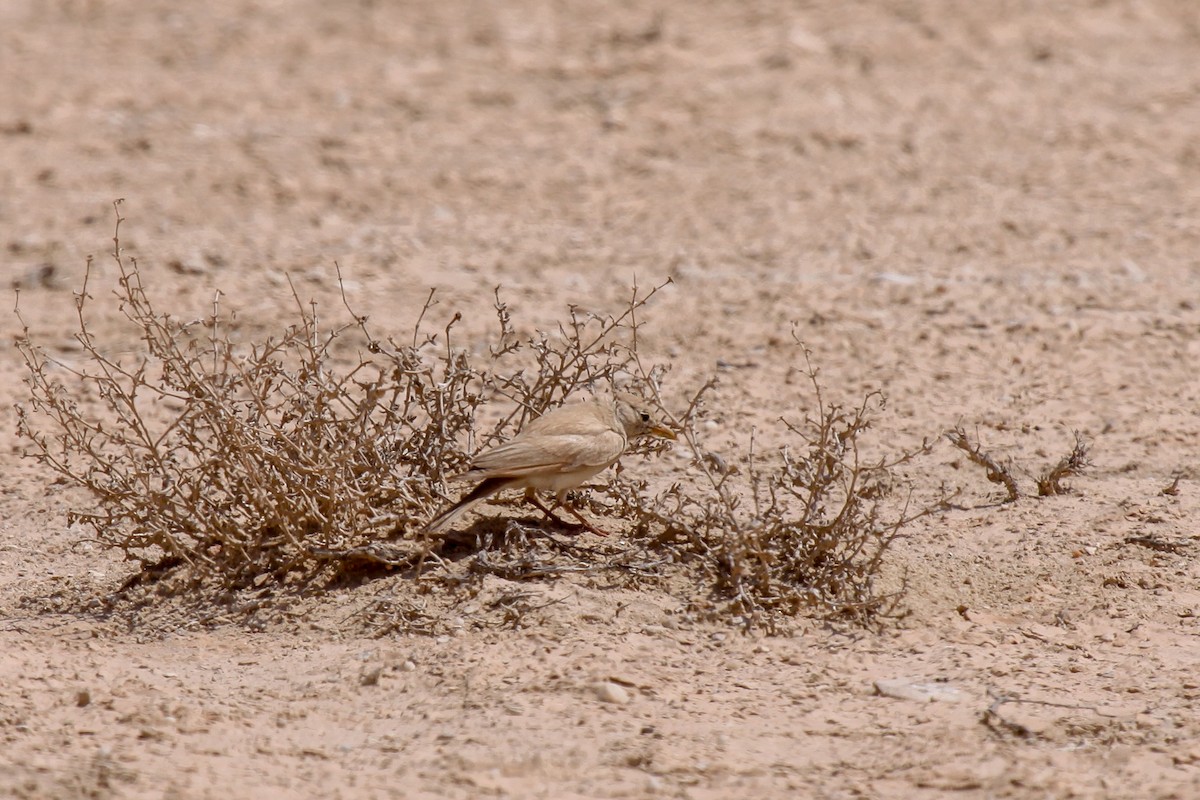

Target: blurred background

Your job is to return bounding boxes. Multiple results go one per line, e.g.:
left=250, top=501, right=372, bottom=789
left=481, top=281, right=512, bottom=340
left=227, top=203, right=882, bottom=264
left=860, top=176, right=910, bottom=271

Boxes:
left=2, top=0, right=1199, bottom=433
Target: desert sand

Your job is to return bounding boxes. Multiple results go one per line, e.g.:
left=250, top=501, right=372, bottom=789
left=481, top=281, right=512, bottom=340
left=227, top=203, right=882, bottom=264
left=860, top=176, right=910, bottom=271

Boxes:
left=3, top=1, right=1200, bottom=797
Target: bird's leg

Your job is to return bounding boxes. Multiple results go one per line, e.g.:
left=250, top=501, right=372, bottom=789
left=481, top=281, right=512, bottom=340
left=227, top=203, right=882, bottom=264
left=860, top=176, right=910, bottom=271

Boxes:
left=554, top=489, right=610, bottom=537
left=523, top=489, right=609, bottom=537
left=523, top=489, right=574, bottom=529
left=558, top=500, right=610, bottom=537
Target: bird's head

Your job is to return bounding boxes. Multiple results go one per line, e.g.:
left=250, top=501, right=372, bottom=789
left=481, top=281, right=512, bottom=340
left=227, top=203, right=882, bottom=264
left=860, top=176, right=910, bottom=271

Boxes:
left=613, top=392, right=676, bottom=441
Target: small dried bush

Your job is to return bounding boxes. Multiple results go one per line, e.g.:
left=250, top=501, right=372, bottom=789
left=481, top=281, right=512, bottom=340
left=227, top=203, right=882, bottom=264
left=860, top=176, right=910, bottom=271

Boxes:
left=947, top=425, right=1020, bottom=502
left=1036, top=431, right=1091, bottom=497
left=14, top=204, right=665, bottom=592
left=16, top=205, right=940, bottom=628
left=600, top=344, right=939, bottom=627
left=948, top=425, right=1091, bottom=502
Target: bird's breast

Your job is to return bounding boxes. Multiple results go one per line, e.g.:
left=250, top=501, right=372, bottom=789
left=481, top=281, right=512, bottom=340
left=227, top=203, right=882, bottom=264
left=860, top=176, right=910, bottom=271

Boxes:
left=519, top=464, right=611, bottom=492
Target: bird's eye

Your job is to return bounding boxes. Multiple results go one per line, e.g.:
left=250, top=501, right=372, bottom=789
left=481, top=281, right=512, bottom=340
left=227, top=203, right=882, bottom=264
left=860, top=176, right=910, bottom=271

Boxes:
left=640, top=412, right=650, bottom=422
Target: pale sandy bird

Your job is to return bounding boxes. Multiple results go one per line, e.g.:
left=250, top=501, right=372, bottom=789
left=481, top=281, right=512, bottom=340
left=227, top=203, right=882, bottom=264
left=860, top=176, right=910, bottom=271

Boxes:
left=423, top=392, right=675, bottom=535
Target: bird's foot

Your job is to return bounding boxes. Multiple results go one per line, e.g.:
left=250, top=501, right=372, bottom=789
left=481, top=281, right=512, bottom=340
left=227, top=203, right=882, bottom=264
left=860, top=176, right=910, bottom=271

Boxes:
left=526, top=494, right=609, bottom=537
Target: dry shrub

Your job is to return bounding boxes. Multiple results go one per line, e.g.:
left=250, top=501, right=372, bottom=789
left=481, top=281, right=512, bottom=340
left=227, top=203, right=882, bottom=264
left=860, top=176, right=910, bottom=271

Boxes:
left=1036, top=431, right=1091, bottom=497
left=948, top=425, right=1091, bottom=502
left=16, top=215, right=457, bottom=590
left=601, top=344, right=940, bottom=627
left=947, top=425, right=1021, bottom=502
left=14, top=203, right=665, bottom=593
left=15, top=205, right=940, bottom=628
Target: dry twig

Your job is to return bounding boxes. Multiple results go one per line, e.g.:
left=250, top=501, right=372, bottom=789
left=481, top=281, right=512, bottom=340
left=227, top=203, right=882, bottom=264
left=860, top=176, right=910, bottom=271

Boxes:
left=1036, top=431, right=1091, bottom=496
left=947, top=426, right=1020, bottom=502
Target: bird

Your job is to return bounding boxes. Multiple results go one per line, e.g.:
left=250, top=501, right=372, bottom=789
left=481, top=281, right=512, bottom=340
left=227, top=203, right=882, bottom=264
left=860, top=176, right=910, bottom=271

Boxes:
left=422, top=392, right=675, bottom=535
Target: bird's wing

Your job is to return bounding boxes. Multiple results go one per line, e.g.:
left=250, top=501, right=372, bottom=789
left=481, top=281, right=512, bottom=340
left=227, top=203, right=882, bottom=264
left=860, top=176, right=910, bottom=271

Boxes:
left=469, top=429, right=626, bottom=477
left=522, top=400, right=605, bottom=433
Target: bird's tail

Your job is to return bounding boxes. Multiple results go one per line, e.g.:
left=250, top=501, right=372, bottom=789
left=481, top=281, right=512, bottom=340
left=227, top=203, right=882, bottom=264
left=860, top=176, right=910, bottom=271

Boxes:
left=422, top=476, right=509, bottom=533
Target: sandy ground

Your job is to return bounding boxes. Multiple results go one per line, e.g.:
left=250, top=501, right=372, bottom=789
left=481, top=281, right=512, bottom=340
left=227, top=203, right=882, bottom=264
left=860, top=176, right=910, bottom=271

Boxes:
left=4, top=0, right=1200, bottom=797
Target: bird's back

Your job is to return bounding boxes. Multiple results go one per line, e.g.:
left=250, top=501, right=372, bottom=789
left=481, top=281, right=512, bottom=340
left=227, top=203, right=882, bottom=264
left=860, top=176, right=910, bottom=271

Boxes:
left=465, top=398, right=626, bottom=478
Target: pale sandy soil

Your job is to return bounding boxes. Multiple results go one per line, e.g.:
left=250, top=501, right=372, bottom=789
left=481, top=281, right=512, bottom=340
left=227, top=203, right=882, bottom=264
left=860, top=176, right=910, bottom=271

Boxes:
left=3, top=1, right=1200, bottom=797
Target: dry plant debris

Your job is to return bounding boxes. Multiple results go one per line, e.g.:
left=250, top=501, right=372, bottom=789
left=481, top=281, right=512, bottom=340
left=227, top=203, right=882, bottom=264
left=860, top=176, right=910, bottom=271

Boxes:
left=1036, top=431, right=1092, bottom=497
left=15, top=205, right=942, bottom=630
left=601, top=343, right=943, bottom=628
left=947, top=426, right=1021, bottom=502
left=948, top=426, right=1092, bottom=503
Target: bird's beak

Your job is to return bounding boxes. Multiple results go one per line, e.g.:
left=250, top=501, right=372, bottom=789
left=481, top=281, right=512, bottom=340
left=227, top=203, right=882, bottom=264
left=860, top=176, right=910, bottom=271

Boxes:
left=649, top=424, right=677, bottom=441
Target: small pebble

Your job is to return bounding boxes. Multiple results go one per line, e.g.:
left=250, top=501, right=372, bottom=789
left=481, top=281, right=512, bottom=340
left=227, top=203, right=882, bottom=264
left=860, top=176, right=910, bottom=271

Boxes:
left=874, top=678, right=965, bottom=703
left=360, top=666, right=383, bottom=687
left=591, top=681, right=631, bottom=705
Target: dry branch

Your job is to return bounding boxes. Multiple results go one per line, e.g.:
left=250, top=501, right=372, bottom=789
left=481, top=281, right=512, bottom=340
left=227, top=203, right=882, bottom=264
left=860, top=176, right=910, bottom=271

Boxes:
left=1036, top=431, right=1091, bottom=496
left=947, top=426, right=1020, bottom=502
